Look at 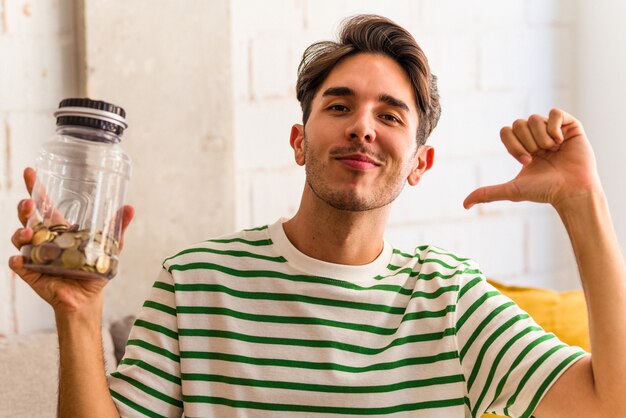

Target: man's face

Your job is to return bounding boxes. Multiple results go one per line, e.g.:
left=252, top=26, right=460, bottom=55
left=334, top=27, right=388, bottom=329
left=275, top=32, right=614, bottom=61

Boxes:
left=291, top=52, right=433, bottom=212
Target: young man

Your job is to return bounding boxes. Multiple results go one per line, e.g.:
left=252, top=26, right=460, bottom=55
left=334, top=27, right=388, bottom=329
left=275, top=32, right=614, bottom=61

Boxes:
left=9, top=15, right=626, bottom=418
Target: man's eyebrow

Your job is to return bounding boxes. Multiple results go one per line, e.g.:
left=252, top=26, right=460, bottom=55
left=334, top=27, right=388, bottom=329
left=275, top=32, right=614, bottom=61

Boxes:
left=322, top=86, right=355, bottom=97
left=321, top=87, right=410, bottom=113
left=379, top=94, right=410, bottom=112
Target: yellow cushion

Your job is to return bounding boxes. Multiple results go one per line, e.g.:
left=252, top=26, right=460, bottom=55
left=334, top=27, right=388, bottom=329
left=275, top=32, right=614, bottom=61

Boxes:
left=480, top=279, right=589, bottom=417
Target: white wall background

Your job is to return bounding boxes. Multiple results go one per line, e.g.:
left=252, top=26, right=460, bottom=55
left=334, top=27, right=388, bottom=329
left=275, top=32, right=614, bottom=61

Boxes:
left=1, top=0, right=623, bottom=337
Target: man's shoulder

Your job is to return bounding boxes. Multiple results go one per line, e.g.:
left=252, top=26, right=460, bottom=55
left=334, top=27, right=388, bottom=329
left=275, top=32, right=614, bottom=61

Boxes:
left=161, top=223, right=274, bottom=269
left=391, top=244, right=481, bottom=276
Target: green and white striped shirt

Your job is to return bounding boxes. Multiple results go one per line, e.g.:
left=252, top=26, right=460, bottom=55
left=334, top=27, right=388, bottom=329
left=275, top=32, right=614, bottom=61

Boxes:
left=108, top=219, right=588, bottom=417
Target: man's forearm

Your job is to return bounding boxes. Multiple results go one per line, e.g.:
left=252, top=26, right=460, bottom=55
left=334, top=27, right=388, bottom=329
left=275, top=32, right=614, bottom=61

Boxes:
left=556, top=189, right=626, bottom=411
left=56, top=297, right=119, bottom=418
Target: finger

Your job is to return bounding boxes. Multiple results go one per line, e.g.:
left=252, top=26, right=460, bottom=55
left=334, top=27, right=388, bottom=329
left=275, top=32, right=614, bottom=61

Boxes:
left=17, top=199, right=35, bottom=226
left=24, top=167, right=36, bottom=196
left=548, top=108, right=583, bottom=142
left=121, top=205, right=135, bottom=235
left=511, top=119, right=539, bottom=154
left=527, top=114, right=557, bottom=150
left=501, top=127, right=532, bottom=165
left=11, top=228, right=33, bottom=250
left=118, top=205, right=135, bottom=251
left=463, top=181, right=521, bottom=209
left=8, top=255, right=40, bottom=287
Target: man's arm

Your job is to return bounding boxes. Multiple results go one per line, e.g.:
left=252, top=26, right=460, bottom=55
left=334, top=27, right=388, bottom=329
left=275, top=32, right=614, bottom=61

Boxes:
left=55, top=295, right=120, bottom=417
left=464, top=109, right=626, bottom=417
left=8, top=168, right=134, bottom=418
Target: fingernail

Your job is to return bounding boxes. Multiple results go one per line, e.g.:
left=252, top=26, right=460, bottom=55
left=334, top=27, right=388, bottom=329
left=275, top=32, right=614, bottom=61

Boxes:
left=519, top=155, right=532, bottom=165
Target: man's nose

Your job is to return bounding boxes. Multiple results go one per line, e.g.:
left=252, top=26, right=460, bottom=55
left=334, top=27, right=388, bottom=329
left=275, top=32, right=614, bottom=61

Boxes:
left=347, top=112, right=376, bottom=142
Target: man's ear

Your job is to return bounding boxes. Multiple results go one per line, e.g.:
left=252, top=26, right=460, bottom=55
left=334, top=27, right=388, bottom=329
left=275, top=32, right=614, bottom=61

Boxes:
left=290, top=124, right=306, bottom=166
left=407, top=145, right=435, bottom=186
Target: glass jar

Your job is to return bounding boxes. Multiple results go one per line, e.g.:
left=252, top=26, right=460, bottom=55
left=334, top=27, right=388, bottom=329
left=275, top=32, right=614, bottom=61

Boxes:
left=22, top=98, right=132, bottom=280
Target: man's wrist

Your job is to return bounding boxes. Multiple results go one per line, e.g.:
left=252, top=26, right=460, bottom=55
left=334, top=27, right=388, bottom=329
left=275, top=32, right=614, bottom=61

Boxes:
left=55, top=295, right=104, bottom=330
left=552, top=181, right=606, bottom=218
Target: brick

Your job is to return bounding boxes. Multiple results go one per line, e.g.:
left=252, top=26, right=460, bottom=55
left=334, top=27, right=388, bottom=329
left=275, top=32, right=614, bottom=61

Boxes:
left=420, top=33, right=478, bottom=93
left=5, top=111, right=53, bottom=193
left=474, top=0, right=526, bottom=26
left=479, top=29, right=528, bottom=90
left=528, top=0, right=575, bottom=25
left=0, top=270, right=12, bottom=336
left=389, top=157, right=478, bottom=225
left=304, top=0, right=413, bottom=33
left=14, top=276, right=56, bottom=334
left=0, top=193, right=21, bottom=336
left=525, top=207, right=575, bottom=275
left=419, top=0, right=482, bottom=31
left=475, top=153, right=539, bottom=216
left=525, top=27, right=573, bottom=89
left=415, top=215, right=526, bottom=278
left=384, top=223, right=425, bottom=254
left=480, top=27, right=573, bottom=91
left=0, top=35, right=78, bottom=112
left=233, top=37, right=251, bottom=102
left=426, top=91, right=527, bottom=159
left=249, top=167, right=305, bottom=226
left=2, top=0, right=75, bottom=36
left=513, top=264, right=581, bottom=292
left=0, top=116, right=5, bottom=190
left=235, top=98, right=302, bottom=171
left=528, top=89, right=574, bottom=116
left=234, top=171, right=253, bottom=230
left=250, top=35, right=295, bottom=100
left=232, top=0, right=305, bottom=36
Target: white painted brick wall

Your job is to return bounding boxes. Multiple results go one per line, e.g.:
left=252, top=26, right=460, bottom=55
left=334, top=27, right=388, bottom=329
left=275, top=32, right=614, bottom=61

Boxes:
left=388, top=158, right=478, bottom=225
left=304, top=0, right=414, bottom=32
left=249, top=167, right=306, bottom=226
left=2, top=0, right=584, bottom=336
left=232, top=0, right=580, bottom=290
left=234, top=98, right=302, bottom=172
left=0, top=0, right=79, bottom=335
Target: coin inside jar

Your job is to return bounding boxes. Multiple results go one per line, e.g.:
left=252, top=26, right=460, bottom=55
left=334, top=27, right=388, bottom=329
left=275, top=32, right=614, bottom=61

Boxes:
left=38, top=243, right=62, bottom=263
left=24, top=222, right=120, bottom=280
left=54, top=233, right=77, bottom=249
left=61, top=248, right=86, bottom=269
left=31, top=228, right=52, bottom=246
left=95, top=255, right=111, bottom=274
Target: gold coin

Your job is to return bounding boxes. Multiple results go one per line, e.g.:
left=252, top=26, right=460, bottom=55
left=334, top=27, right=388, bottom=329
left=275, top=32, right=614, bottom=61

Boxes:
left=30, top=246, right=42, bottom=264
left=80, top=265, right=96, bottom=273
left=32, top=228, right=52, bottom=246
left=95, top=255, right=111, bottom=274
left=61, top=249, right=86, bottom=269
left=54, top=233, right=77, bottom=249
left=49, top=224, right=69, bottom=233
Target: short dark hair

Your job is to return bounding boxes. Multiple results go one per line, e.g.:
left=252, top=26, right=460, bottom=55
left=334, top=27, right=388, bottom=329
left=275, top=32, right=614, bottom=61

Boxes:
left=296, top=14, right=441, bottom=146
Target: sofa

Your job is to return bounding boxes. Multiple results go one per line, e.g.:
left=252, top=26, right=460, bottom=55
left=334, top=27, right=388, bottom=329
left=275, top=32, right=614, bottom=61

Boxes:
left=0, top=280, right=588, bottom=418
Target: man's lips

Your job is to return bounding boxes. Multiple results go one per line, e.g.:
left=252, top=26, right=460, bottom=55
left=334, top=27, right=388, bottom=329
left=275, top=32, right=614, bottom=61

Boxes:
left=334, top=153, right=382, bottom=170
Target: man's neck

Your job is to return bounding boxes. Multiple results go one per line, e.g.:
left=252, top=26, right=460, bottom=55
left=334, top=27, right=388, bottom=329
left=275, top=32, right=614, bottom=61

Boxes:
left=282, top=187, right=389, bottom=266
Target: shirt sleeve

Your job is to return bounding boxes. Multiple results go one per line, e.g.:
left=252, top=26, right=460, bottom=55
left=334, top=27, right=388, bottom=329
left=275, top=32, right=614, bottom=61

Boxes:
left=454, top=268, right=589, bottom=418
left=107, top=268, right=183, bottom=418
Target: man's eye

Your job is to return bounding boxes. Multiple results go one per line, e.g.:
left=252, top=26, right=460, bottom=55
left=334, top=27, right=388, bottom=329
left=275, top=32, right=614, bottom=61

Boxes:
left=381, top=114, right=400, bottom=123
left=328, top=104, right=349, bottom=112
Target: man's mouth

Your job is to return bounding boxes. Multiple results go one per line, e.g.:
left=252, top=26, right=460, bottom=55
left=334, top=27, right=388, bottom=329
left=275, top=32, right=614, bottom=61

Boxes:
left=334, top=153, right=382, bottom=170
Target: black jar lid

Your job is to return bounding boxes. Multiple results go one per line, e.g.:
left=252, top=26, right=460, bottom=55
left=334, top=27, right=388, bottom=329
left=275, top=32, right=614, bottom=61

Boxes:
left=54, top=98, right=128, bottom=136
